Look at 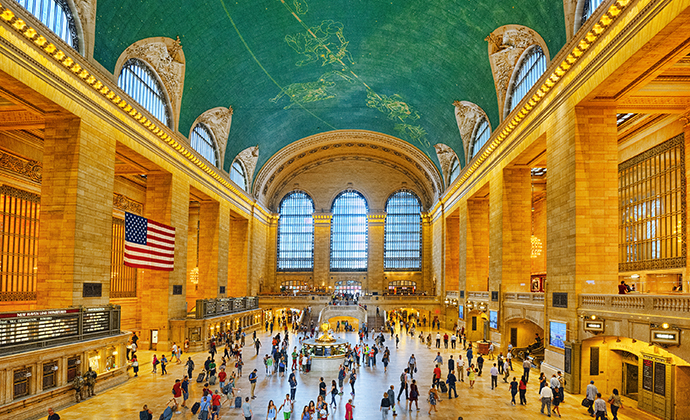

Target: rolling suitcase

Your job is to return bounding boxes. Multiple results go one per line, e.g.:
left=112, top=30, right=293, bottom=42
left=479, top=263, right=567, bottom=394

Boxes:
left=191, top=402, right=200, bottom=415
left=235, top=396, right=242, bottom=408
left=439, top=382, right=448, bottom=393
left=196, top=372, right=205, bottom=383
left=209, top=375, right=217, bottom=385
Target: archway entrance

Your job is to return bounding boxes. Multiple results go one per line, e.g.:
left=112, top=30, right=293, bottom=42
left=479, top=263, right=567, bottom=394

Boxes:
left=503, top=318, right=544, bottom=364
left=387, top=280, right=416, bottom=295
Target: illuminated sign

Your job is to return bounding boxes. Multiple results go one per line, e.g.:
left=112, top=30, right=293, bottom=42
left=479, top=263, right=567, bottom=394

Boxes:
left=650, top=329, right=680, bottom=346
left=584, top=321, right=605, bottom=332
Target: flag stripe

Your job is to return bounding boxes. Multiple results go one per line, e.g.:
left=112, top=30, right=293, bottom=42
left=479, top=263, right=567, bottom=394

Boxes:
left=124, top=212, right=176, bottom=272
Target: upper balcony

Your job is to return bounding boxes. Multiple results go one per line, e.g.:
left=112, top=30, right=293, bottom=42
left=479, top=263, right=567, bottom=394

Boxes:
left=579, top=293, right=690, bottom=327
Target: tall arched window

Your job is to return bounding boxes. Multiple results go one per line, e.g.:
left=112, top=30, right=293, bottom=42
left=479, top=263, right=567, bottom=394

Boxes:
left=469, top=117, right=491, bottom=159
left=506, top=45, right=547, bottom=115
left=190, top=123, right=219, bottom=166
left=15, top=0, right=79, bottom=50
left=277, top=191, right=315, bottom=271
left=118, top=58, right=172, bottom=128
left=384, top=190, right=422, bottom=270
left=581, top=0, right=605, bottom=27
left=449, top=157, right=460, bottom=184
left=231, top=160, right=247, bottom=190
left=330, top=190, right=368, bottom=271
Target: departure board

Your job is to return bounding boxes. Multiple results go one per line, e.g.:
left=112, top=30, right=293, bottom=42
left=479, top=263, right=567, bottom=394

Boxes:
left=0, top=309, right=80, bottom=347
left=82, top=310, right=110, bottom=334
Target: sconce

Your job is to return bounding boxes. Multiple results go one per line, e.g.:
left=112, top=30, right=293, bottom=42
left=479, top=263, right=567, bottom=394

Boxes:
left=25, top=372, right=32, bottom=378
left=52, top=365, right=59, bottom=371
left=75, top=360, right=81, bottom=365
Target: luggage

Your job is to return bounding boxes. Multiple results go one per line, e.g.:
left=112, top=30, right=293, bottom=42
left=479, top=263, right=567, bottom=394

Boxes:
left=196, top=372, right=205, bottom=383
left=191, top=402, right=200, bottom=415
left=439, top=382, right=448, bottom=393
left=235, top=396, right=242, bottom=408
left=209, top=375, right=217, bottom=385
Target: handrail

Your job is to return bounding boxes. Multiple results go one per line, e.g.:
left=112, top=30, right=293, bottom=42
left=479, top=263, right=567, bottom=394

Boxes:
left=580, top=293, right=690, bottom=314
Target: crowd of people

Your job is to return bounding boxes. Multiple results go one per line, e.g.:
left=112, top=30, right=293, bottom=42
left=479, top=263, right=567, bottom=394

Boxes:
left=37, top=310, right=621, bottom=420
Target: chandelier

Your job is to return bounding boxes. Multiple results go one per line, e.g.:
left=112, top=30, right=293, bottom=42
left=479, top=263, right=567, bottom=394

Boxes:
left=531, top=235, right=542, bottom=259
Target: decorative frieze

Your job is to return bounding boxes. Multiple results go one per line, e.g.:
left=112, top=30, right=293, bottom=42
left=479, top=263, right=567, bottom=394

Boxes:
left=112, top=192, right=143, bottom=215
left=0, top=149, right=42, bottom=182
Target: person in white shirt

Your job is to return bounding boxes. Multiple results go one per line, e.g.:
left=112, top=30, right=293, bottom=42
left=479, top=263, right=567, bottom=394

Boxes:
left=585, top=381, right=598, bottom=416
left=502, top=360, right=510, bottom=383
left=506, top=351, right=513, bottom=371
left=540, top=385, right=553, bottom=417
left=550, top=374, right=560, bottom=390
left=489, top=364, right=499, bottom=389
left=457, top=356, right=465, bottom=382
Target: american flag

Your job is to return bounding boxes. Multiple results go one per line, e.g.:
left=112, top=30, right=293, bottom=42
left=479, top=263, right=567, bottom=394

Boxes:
left=124, top=212, right=176, bottom=271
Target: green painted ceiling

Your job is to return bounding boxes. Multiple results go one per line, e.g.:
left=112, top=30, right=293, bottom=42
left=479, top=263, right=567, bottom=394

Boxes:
left=94, top=0, right=565, bottom=177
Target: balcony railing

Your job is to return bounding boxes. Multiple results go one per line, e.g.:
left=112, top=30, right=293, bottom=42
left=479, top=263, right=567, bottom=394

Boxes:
left=467, top=291, right=490, bottom=301
left=504, top=292, right=545, bottom=303
left=580, top=293, right=690, bottom=316
left=193, top=297, right=259, bottom=319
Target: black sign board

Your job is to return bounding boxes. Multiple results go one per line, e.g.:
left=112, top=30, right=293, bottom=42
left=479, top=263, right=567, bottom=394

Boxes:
left=0, top=309, right=79, bottom=347
left=564, top=346, right=572, bottom=374
left=642, top=359, right=653, bottom=392
left=654, top=362, right=666, bottom=396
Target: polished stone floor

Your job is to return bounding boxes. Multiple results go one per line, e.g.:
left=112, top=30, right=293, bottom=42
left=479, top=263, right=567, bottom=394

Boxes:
left=48, top=326, right=658, bottom=420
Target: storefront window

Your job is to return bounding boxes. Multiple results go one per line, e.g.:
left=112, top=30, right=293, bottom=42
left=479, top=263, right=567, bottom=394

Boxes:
left=104, top=346, right=117, bottom=371
left=88, top=350, right=100, bottom=372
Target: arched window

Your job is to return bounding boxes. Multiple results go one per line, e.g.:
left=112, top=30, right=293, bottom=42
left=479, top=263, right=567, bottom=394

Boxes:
left=230, top=160, right=247, bottom=190
left=118, top=58, right=172, bottom=128
left=384, top=190, right=422, bottom=270
left=507, top=45, right=547, bottom=115
left=277, top=191, right=315, bottom=271
left=190, top=123, right=219, bottom=166
left=15, top=0, right=79, bottom=50
left=469, top=117, right=491, bottom=159
left=449, top=157, right=460, bottom=184
left=330, top=190, right=368, bottom=271
left=581, top=0, right=605, bottom=27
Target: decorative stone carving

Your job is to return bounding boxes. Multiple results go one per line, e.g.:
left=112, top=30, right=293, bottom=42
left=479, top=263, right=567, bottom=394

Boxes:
left=433, top=143, right=458, bottom=188
left=486, top=25, right=548, bottom=121
left=452, top=100, right=488, bottom=160
left=195, top=106, right=234, bottom=165
left=75, top=0, right=96, bottom=28
left=0, top=149, right=42, bottom=183
left=235, top=145, right=259, bottom=189
left=118, top=37, right=186, bottom=125
left=113, top=192, right=143, bottom=214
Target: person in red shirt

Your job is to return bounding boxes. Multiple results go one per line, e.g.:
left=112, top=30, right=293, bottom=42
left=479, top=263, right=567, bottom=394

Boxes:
left=218, top=368, right=227, bottom=390
left=212, top=389, right=222, bottom=414
left=618, top=281, right=628, bottom=294
left=172, top=379, right=183, bottom=413
left=433, top=365, right=442, bottom=389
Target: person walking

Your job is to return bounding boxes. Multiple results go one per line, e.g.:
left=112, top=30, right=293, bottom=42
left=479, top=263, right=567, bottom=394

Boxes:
left=249, top=369, right=258, bottom=399
left=380, top=392, right=391, bottom=420
left=510, top=377, right=518, bottom=405
left=522, top=357, right=532, bottom=382
left=160, top=355, right=168, bottom=375
left=181, top=376, right=190, bottom=408
left=387, top=385, right=396, bottom=417
left=447, top=355, right=455, bottom=375
left=608, top=389, right=623, bottom=420
left=289, top=369, right=298, bottom=400
left=408, top=379, right=420, bottom=411
left=139, top=405, right=153, bottom=420
left=349, top=369, right=357, bottom=396
left=427, top=387, right=439, bottom=415
left=152, top=354, right=159, bottom=374
left=279, top=394, right=293, bottom=420
left=457, top=356, right=465, bottom=382
left=540, top=382, right=553, bottom=417
left=466, top=346, right=473, bottom=368
left=477, top=354, right=484, bottom=376
left=132, top=355, right=139, bottom=377
left=490, top=363, right=499, bottom=390
left=185, top=357, right=195, bottom=379
left=435, top=332, right=441, bottom=349
left=199, top=390, right=212, bottom=420
left=243, top=397, right=253, bottom=420
left=432, top=364, right=442, bottom=390
left=330, top=380, right=338, bottom=409
left=408, top=355, right=417, bottom=379
left=552, top=384, right=563, bottom=418
left=345, top=399, right=354, bottom=420
left=503, top=359, right=511, bottom=383
left=397, top=368, right=408, bottom=401
left=467, top=365, right=476, bottom=389
left=593, top=393, right=607, bottom=420
left=585, top=381, right=598, bottom=417
left=519, top=376, right=528, bottom=405
left=267, top=400, right=278, bottom=420
left=446, top=370, right=458, bottom=399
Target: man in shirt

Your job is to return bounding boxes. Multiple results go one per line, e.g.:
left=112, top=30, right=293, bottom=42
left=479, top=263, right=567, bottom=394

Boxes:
left=522, top=357, right=532, bottom=382
left=289, top=369, right=298, bottom=400
left=397, top=368, right=409, bottom=401
left=432, top=364, right=442, bottom=389
left=448, top=355, right=455, bottom=374
left=242, top=396, right=253, bottom=420
left=249, top=369, right=258, bottom=399
left=585, top=381, right=598, bottom=417
left=319, top=377, right=327, bottom=398
left=185, top=357, right=195, bottom=379
left=450, top=334, right=457, bottom=349
left=594, top=393, right=607, bottom=419
left=47, top=408, right=60, bottom=420
left=338, top=365, right=346, bottom=394
left=279, top=394, right=293, bottom=420
left=435, top=332, right=441, bottom=348
left=443, top=333, right=449, bottom=349
left=550, top=374, right=560, bottom=390
left=434, top=352, right=443, bottom=365
left=447, top=370, right=458, bottom=399
left=181, top=376, right=190, bottom=408
left=540, top=384, right=553, bottom=417
left=171, top=379, right=183, bottom=412
left=408, top=355, right=417, bottom=379
left=457, top=355, right=465, bottom=382
left=490, top=363, right=499, bottom=389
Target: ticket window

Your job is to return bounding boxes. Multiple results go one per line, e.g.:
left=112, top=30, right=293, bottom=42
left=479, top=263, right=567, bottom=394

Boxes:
left=105, top=346, right=118, bottom=371
left=88, top=350, right=100, bottom=373
left=42, top=361, right=58, bottom=390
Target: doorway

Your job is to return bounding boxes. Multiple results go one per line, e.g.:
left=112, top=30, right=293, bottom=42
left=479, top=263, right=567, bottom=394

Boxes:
left=623, top=362, right=639, bottom=401
left=510, top=328, right=518, bottom=347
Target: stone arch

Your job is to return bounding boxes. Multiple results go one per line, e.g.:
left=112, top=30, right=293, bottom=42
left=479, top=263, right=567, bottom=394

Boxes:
left=502, top=44, right=550, bottom=120
left=485, top=25, right=550, bottom=122
left=72, top=0, right=95, bottom=58
left=115, top=36, right=186, bottom=131
left=433, top=143, right=459, bottom=189
left=451, top=101, right=490, bottom=164
left=190, top=106, right=234, bottom=169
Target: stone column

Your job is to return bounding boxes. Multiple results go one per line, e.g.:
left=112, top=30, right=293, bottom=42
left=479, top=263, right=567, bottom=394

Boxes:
left=228, top=215, right=249, bottom=296
left=198, top=200, right=229, bottom=298
left=445, top=214, right=460, bottom=292
left=421, top=213, right=432, bottom=294
left=457, top=199, right=469, bottom=296
left=489, top=167, right=531, bottom=294
left=37, top=115, right=116, bottom=308
left=138, top=173, right=189, bottom=352
left=466, top=198, right=489, bottom=292
left=367, top=212, right=387, bottom=294
left=683, top=111, right=690, bottom=276
left=313, top=212, right=332, bottom=288
left=546, top=105, right=618, bottom=346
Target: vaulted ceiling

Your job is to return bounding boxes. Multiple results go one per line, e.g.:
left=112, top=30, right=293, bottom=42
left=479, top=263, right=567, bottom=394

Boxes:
left=94, top=0, right=566, bottom=179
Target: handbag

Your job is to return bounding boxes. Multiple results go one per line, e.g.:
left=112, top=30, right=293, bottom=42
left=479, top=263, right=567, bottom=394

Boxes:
left=581, top=397, right=592, bottom=407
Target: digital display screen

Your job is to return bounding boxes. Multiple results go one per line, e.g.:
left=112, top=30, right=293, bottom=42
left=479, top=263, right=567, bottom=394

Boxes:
left=549, top=321, right=567, bottom=349
left=458, top=305, right=464, bottom=320
left=489, top=311, right=498, bottom=329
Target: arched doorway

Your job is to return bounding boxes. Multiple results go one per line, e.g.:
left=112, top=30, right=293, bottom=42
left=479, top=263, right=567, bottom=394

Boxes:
left=334, top=280, right=362, bottom=295
left=504, top=317, right=544, bottom=365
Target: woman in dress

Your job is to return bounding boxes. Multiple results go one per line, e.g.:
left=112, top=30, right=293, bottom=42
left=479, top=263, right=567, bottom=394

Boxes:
left=467, top=365, right=476, bottom=389
left=307, top=401, right=316, bottom=420
left=408, top=379, right=420, bottom=411
left=301, top=406, right=310, bottom=420
left=427, top=387, right=439, bottom=415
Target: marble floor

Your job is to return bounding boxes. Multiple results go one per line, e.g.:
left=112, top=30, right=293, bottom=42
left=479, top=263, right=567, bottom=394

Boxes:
left=45, top=327, right=659, bottom=420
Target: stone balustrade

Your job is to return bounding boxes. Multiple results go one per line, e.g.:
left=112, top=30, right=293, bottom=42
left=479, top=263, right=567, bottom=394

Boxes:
left=504, top=292, right=544, bottom=303
left=580, top=293, right=690, bottom=316
left=467, top=291, right=490, bottom=301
